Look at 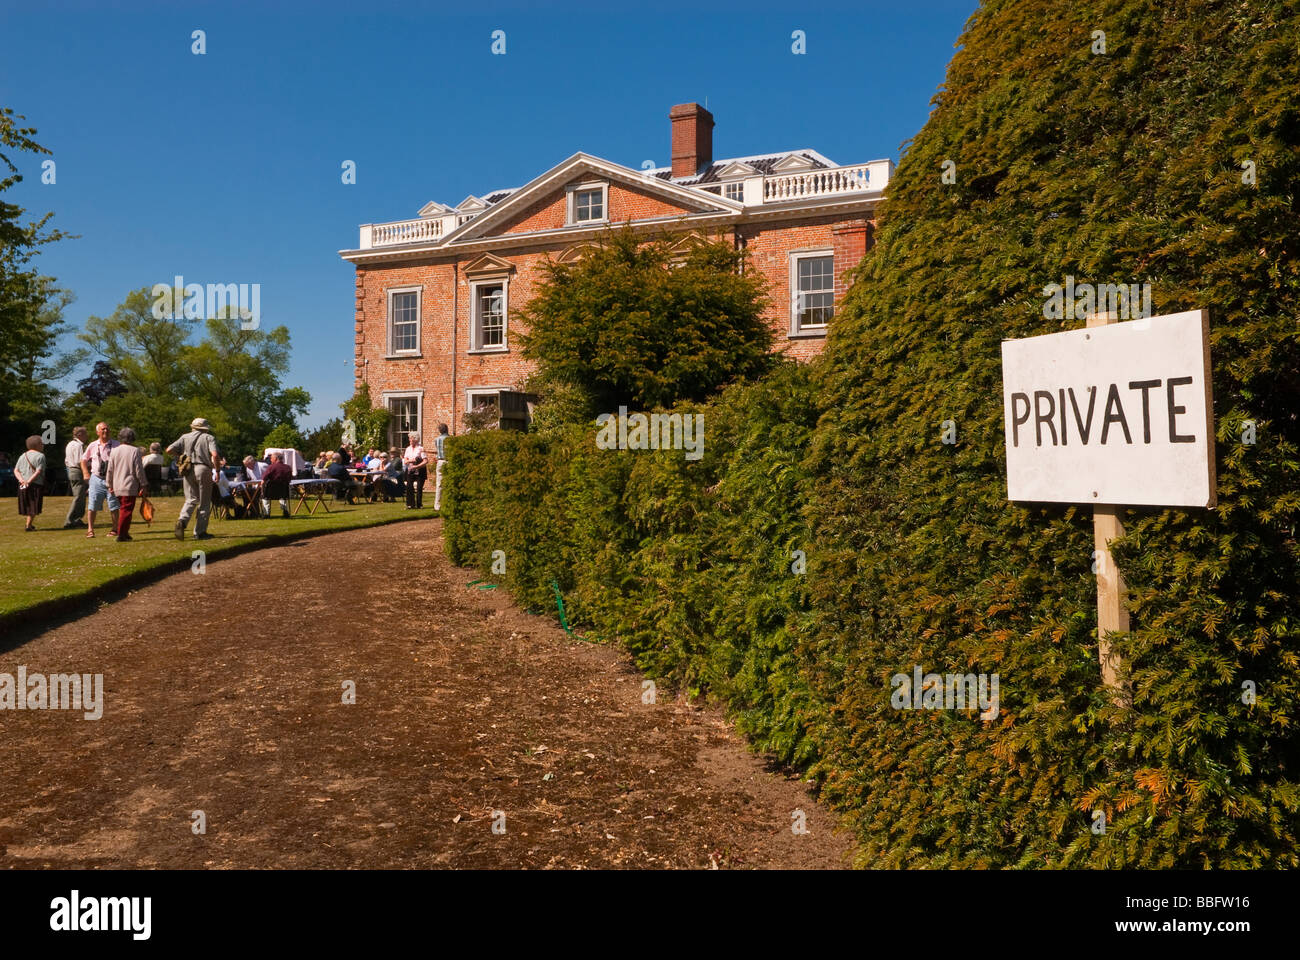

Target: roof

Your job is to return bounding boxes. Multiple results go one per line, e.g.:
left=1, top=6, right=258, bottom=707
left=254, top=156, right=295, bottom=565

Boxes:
left=422, top=150, right=838, bottom=214
left=648, top=150, right=838, bottom=185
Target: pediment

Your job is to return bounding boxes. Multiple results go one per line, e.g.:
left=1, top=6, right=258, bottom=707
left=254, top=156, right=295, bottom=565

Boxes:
left=442, top=153, right=738, bottom=244
left=418, top=200, right=452, bottom=217
left=667, top=231, right=710, bottom=254
left=457, top=195, right=489, bottom=211
left=771, top=153, right=816, bottom=172
left=554, top=243, right=597, bottom=264
left=714, top=161, right=758, bottom=180
left=463, top=252, right=517, bottom=277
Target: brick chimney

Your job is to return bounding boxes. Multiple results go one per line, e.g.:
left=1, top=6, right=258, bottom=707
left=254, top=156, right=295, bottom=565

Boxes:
left=670, top=102, right=714, bottom=179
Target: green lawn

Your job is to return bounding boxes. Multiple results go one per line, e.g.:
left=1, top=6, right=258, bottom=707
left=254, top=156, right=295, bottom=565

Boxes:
left=0, top=493, right=437, bottom=621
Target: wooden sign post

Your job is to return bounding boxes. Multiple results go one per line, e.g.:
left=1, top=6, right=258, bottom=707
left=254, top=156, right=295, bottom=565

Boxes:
left=1086, top=313, right=1128, bottom=695
left=1001, top=309, right=1216, bottom=697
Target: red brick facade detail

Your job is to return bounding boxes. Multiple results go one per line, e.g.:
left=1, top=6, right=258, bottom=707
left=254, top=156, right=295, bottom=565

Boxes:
left=353, top=213, right=875, bottom=432
left=489, top=181, right=702, bottom=237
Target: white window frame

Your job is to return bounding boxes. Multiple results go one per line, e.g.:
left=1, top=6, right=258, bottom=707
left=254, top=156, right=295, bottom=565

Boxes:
left=465, top=386, right=508, bottom=411
left=382, top=389, right=424, bottom=449
left=789, top=250, right=834, bottom=337
left=723, top=181, right=744, bottom=202
left=386, top=285, right=423, bottom=357
left=469, top=278, right=509, bottom=353
left=566, top=181, right=609, bottom=226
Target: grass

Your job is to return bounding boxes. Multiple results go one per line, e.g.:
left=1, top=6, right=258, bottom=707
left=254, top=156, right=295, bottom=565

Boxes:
left=0, top=493, right=437, bottom=622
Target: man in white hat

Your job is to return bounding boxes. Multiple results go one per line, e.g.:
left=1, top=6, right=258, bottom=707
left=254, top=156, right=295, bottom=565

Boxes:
left=166, top=417, right=222, bottom=540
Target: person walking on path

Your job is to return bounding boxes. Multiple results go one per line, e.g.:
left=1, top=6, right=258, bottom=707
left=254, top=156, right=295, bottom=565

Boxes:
left=167, top=417, right=222, bottom=541
left=433, top=423, right=449, bottom=511
left=106, top=428, right=148, bottom=542
left=81, top=421, right=120, bottom=539
left=63, top=425, right=88, bottom=529
left=402, top=433, right=427, bottom=509
left=14, top=436, right=46, bottom=532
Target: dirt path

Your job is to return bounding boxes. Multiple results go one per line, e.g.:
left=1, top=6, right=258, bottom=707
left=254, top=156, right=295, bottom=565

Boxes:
left=0, top=519, right=851, bottom=869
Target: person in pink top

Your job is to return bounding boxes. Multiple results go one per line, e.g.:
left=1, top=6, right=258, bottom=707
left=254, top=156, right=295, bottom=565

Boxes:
left=402, top=433, right=427, bottom=509
left=80, top=421, right=120, bottom=539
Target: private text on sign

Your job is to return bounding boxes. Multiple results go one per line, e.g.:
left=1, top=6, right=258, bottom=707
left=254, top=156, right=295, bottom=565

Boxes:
left=1001, top=310, right=1215, bottom=508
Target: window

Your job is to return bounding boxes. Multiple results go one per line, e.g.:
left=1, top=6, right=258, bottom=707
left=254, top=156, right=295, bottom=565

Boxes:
left=791, top=252, right=834, bottom=333
left=567, top=182, right=607, bottom=224
left=385, top=392, right=422, bottom=449
left=387, top=287, right=421, bottom=355
left=471, top=281, right=507, bottom=350
left=724, top=182, right=744, bottom=202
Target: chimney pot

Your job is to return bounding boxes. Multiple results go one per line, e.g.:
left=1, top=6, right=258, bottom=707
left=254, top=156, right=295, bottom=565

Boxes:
left=669, top=102, right=714, bottom=179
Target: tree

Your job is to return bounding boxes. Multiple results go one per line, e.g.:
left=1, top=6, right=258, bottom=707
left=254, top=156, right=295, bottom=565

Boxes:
left=341, top=383, right=390, bottom=452
left=76, top=360, right=126, bottom=404
left=262, top=423, right=306, bottom=453
left=517, top=228, right=773, bottom=414
left=0, top=107, right=77, bottom=453
left=302, top=417, right=344, bottom=456
left=75, top=288, right=311, bottom=458
left=807, top=0, right=1300, bottom=868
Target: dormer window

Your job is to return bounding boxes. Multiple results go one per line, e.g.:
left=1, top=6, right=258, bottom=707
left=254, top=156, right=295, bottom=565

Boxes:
left=567, top=182, right=607, bottom=224
left=723, top=182, right=743, bottom=202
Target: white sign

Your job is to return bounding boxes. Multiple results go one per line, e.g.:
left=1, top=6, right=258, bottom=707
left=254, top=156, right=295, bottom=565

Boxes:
left=1001, top=310, right=1215, bottom=507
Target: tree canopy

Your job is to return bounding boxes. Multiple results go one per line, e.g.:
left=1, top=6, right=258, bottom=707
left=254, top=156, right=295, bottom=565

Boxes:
left=518, top=228, right=774, bottom=414
left=69, top=287, right=310, bottom=459
left=807, top=0, right=1300, bottom=867
left=0, top=107, right=78, bottom=452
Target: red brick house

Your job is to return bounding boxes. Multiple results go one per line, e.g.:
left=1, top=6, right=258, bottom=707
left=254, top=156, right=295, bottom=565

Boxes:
left=339, top=103, right=890, bottom=444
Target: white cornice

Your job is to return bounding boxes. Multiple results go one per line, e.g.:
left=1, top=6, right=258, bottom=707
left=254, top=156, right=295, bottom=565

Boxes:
left=338, top=193, right=881, bottom=264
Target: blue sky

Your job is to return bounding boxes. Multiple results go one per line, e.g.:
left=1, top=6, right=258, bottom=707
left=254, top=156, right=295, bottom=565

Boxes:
left=2, top=0, right=976, bottom=428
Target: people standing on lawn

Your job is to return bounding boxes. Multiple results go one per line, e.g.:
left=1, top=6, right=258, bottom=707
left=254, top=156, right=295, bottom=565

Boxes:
left=63, top=425, right=88, bottom=529
left=433, top=423, right=449, bottom=512
left=81, top=421, right=120, bottom=539
left=402, top=432, right=427, bottom=509
left=106, top=428, right=148, bottom=542
left=14, top=436, right=46, bottom=532
left=259, top=451, right=293, bottom=517
left=167, top=417, right=221, bottom=541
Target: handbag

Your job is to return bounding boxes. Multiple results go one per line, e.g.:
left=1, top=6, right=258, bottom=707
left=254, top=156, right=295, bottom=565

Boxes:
left=139, top=495, right=155, bottom=525
left=175, top=434, right=196, bottom=476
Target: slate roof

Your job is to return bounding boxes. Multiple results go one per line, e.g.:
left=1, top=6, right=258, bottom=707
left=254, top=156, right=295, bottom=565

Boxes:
left=428, top=150, right=837, bottom=217
left=654, top=151, right=833, bottom=185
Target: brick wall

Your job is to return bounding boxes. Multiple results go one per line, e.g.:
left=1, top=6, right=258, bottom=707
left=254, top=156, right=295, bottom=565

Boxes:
left=355, top=214, right=875, bottom=430
left=494, top=180, right=701, bottom=236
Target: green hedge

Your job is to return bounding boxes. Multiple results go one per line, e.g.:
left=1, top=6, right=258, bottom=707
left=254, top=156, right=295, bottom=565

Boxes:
left=803, top=0, right=1300, bottom=867
left=444, top=361, right=825, bottom=762
left=445, top=0, right=1300, bottom=868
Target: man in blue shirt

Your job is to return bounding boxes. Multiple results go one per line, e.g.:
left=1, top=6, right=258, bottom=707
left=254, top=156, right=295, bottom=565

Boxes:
left=433, top=423, right=449, bottom=511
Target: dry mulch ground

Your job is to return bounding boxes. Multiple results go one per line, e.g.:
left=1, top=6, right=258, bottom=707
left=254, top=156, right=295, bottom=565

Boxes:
left=0, top=519, right=852, bottom=869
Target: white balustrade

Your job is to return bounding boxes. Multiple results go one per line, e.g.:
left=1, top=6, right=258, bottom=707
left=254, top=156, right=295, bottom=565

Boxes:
left=368, top=217, right=445, bottom=247
left=762, top=163, right=880, bottom=202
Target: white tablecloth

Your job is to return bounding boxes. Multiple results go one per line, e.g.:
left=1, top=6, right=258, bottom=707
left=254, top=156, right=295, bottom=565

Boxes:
left=263, top=448, right=307, bottom=473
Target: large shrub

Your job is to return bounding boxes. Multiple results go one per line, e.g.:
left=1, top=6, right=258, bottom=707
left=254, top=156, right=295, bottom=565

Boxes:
left=445, top=0, right=1300, bottom=869
left=806, top=0, right=1300, bottom=867
left=444, top=361, right=824, bottom=761
left=517, top=228, right=774, bottom=413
